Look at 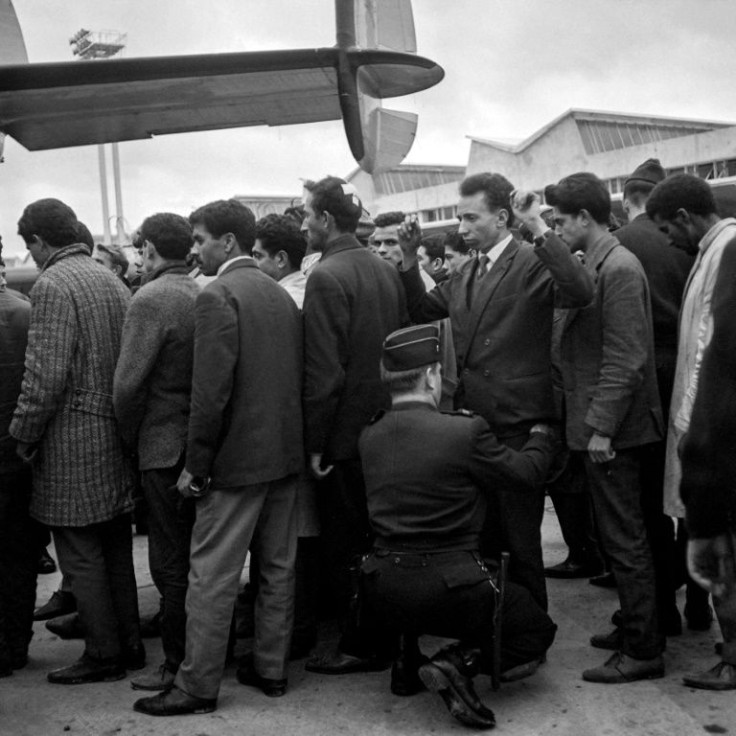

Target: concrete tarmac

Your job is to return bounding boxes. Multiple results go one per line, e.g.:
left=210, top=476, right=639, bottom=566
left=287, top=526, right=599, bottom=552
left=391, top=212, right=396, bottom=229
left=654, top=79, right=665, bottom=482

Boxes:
left=2, top=502, right=734, bottom=736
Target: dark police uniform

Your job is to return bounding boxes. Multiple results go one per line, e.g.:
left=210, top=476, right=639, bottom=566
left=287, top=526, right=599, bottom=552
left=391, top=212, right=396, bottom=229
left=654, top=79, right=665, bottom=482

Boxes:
left=359, top=401, right=557, bottom=675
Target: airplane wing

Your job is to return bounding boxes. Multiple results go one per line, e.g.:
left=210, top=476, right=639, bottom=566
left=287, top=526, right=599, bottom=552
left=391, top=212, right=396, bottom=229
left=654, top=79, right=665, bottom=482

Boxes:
left=0, top=0, right=444, bottom=173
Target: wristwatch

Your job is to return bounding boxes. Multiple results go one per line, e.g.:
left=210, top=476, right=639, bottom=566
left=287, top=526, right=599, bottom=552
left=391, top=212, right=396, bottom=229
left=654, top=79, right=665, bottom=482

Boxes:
left=189, top=475, right=211, bottom=498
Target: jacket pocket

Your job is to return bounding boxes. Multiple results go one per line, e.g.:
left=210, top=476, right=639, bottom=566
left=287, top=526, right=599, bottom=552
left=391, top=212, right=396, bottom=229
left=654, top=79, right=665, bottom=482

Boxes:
left=67, top=388, right=115, bottom=418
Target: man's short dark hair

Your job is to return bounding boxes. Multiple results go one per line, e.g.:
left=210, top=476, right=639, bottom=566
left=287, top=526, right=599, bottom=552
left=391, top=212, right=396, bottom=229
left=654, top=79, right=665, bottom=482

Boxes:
left=189, top=199, right=256, bottom=254
left=374, top=211, right=405, bottom=228
left=645, top=174, right=717, bottom=221
left=623, top=180, right=656, bottom=209
left=304, top=176, right=362, bottom=233
left=544, top=172, right=611, bottom=225
left=444, top=230, right=470, bottom=254
left=255, top=214, right=307, bottom=271
left=18, top=198, right=79, bottom=248
left=420, top=234, right=445, bottom=261
left=459, top=173, right=516, bottom=228
left=76, top=221, right=95, bottom=252
left=379, top=361, right=436, bottom=393
left=140, top=213, right=193, bottom=261
left=96, top=243, right=130, bottom=274
left=283, top=203, right=306, bottom=227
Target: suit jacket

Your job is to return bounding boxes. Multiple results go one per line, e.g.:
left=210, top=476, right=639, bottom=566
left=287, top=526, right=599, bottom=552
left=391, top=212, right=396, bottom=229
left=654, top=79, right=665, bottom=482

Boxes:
left=303, top=234, right=407, bottom=462
left=680, top=235, right=736, bottom=537
left=537, top=232, right=663, bottom=451
left=400, top=235, right=593, bottom=437
left=359, top=402, right=553, bottom=552
left=114, top=262, right=199, bottom=471
left=0, top=290, right=30, bottom=475
left=186, top=258, right=303, bottom=487
left=10, top=245, right=134, bottom=526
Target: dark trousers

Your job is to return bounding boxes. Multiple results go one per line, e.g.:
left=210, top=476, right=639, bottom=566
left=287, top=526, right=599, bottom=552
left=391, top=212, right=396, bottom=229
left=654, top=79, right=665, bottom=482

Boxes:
left=480, top=433, right=548, bottom=611
left=316, top=459, right=373, bottom=627
left=53, top=514, right=141, bottom=661
left=142, top=463, right=195, bottom=671
left=361, top=549, right=556, bottom=674
left=0, top=470, right=37, bottom=671
left=582, top=448, right=664, bottom=659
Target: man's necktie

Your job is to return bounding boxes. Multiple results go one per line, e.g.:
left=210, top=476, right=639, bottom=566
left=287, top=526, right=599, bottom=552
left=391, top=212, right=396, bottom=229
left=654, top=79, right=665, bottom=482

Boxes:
left=477, top=254, right=490, bottom=279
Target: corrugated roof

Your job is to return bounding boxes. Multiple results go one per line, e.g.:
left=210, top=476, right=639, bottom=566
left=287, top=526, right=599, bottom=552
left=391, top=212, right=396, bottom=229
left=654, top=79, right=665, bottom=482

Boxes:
left=367, top=163, right=465, bottom=196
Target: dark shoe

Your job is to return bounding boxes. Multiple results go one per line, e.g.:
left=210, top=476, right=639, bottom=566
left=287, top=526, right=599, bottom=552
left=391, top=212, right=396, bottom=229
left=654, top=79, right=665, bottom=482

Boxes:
left=34, top=590, right=77, bottom=621
left=123, top=641, right=146, bottom=671
left=683, top=661, right=736, bottom=690
left=590, top=628, right=622, bottom=651
left=544, top=557, right=603, bottom=579
left=418, top=650, right=495, bottom=729
left=685, top=603, right=713, bottom=631
left=131, top=664, right=177, bottom=691
left=45, top=612, right=84, bottom=639
left=589, top=572, right=617, bottom=588
left=38, top=548, right=57, bottom=575
left=47, top=654, right=126, bottom=685
left=236, top=653, right=287, bottom=697
left=139, top=611, right=162, bottom=639
left=391, top=653, right=429, bottom=697
left=582, top=651, right=664, bottom=684
left=305, top=649, right=391, bottom=675
left=133, top=686, right=217, bottom=716
left=500, top=657, right=543, bottom=683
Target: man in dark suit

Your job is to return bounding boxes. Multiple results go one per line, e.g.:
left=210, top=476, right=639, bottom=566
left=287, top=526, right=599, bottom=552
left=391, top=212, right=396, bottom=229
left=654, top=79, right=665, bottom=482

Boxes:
left=299, top=177, right=407, bottom=673
left=397, top=172, right=594, bottom=610
left=0, top=239, right=36, bottom=678
left=114, top=213, right=200, bottom=691
left=359, top=324, right=557, bottom=728
left=134, top=199, right=303, bottom=716
left=516, top=173, right=665, bottom=684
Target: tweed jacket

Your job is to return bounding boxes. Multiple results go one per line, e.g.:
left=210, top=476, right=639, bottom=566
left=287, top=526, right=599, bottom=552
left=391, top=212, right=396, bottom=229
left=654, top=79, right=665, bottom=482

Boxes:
left=400, top=234, right=593, bottom=438
left=536, top=232, right=663, bottom=451
left=0, top=289, right=30, bottom=475
left=303, top=234, right=408, bottom=462
left=680, top=236, right=736, bottom=537
left=186, top=258, right=303, bottom=487
left=114, top=262, right=199, bottom=471
left=10, top=245, right=134, bottom=526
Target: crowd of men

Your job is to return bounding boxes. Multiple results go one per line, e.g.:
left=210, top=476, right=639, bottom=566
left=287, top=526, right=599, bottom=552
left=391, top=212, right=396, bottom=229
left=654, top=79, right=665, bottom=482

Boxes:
left=0, top=162, right=735, bottom=729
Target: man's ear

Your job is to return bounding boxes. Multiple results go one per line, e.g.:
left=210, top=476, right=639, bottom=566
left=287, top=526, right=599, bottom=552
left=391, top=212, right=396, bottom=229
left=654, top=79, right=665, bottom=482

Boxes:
left=673, top=208, right=692, bottom=226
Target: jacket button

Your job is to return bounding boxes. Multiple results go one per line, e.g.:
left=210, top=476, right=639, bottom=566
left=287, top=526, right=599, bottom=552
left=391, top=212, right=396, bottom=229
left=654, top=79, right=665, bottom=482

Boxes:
left=483, top=369, right=490, bottom=377
left=463, top=368, right=470, bottom=376
left=484, top=338, right=490, bottom=346
left=75, top=389, right=81, bottom=395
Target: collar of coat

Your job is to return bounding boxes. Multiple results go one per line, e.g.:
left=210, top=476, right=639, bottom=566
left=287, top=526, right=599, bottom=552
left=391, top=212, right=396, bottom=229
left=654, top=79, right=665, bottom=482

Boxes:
left=582, top=230, right=620, bottom=272
left=146, top=261, right=191, bottom=282
left=320, top=233, right=362, bottom=260
left=41, top=243, right=91, bottom=274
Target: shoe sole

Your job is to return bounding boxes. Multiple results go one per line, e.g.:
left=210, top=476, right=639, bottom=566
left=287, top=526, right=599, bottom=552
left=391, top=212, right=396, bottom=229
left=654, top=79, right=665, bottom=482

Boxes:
left=418, top=664, right=495, bottom=729
left=48, top=671, right=127, bottom=685
left=132, top=701, right=216, bottom=716
left=582, top=669, right=664, bottom=684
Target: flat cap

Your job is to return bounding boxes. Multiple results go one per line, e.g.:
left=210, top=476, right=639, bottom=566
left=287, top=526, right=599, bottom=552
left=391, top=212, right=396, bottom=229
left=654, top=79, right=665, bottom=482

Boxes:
left=382, top=324, right=441, bottom=371
left=626, top=158, right=666, bottom=187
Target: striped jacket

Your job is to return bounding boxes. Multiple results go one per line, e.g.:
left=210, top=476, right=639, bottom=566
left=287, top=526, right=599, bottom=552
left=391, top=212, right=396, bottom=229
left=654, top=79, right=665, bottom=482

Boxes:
left=10, top=244, right=134, bottom=526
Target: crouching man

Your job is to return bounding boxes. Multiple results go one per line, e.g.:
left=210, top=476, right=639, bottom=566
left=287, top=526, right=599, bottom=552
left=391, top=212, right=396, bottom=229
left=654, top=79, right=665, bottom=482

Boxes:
left=358, top=324, right=557, bottom=729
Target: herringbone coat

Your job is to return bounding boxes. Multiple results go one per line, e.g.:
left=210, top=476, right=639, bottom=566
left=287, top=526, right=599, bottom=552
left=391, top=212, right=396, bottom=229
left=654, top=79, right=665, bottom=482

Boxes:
left=10, top=245, right=134, bottom=526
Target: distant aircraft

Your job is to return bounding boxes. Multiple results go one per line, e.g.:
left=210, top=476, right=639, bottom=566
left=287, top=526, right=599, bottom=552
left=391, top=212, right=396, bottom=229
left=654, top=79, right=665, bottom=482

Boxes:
left=0, top=0, right=444, bottom=172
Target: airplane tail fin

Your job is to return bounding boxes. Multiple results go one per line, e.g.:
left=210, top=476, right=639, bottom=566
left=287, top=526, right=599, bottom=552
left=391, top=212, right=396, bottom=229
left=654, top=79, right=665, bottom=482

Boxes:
left=0, top=0, right=28, bottom=160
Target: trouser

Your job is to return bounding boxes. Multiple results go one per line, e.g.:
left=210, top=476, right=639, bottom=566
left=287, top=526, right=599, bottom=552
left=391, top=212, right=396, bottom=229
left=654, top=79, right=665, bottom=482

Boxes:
left=582, top=447, right=664, bottom=659
left=316, top=459, right=373, bottom=626
left=713, top=531, right=736, bottom=665
left=175, top=476, right=297, bottom=700
left=0, top=470, right=37, bottom=670
left=361, top=549, right=556, bottom=674
left=53, top=513, right=141, bottom=661
left=546, top=451, right=602, bottom=565
left=141, top=462, right=195, bottom=672
left=480, top=433, right=548, bottom=611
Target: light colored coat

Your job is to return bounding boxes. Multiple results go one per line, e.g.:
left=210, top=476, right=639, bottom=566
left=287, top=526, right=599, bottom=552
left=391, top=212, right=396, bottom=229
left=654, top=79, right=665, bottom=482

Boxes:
left=10, top=245, right=134, bottom=526
left=664, top=218, right=736, bottom=517
left=114, top=263, right=199, bottom=471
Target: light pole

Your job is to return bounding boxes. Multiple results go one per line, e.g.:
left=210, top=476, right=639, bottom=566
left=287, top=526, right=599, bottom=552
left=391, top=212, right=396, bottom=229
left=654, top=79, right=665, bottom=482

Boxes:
left=69, top=28, right=128, bottom=245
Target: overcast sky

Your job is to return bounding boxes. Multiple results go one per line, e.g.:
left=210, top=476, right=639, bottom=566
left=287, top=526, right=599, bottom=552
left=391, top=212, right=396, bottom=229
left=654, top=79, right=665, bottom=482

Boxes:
left=2, top=0, right=736, bottom=256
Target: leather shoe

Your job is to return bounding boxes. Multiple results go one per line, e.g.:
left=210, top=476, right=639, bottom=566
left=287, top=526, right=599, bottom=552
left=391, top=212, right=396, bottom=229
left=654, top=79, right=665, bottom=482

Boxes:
left=236, top=653, right=287, bottom=697
left=305, top=649, right=391, bottom=675
left=590, top=628, right=622, bottom=651
left=418, top=648, right=495, bottom=729
left=48, top=654, right=126, bottom=685
left=123, top=641, right=146, bottom=671
left=45, top=612, right=84, bottom=639
left=500, top=657, right=543, bottom=683
left=133, top=685, right=217, bottom=716
left=582, top=651, right=664, bottom=683
left=589, top=572, right=617, bottom=588
left=34, top=590, right=77, bottom=621
left=131, top=663, right=176, bottom=691
left=544, top=558, right=603, bottom=579
left=38, top=548, right=57, bottom=575
left=683, top=661, right=736, bottom=690
left=391, top=653, right=428, bottom=696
